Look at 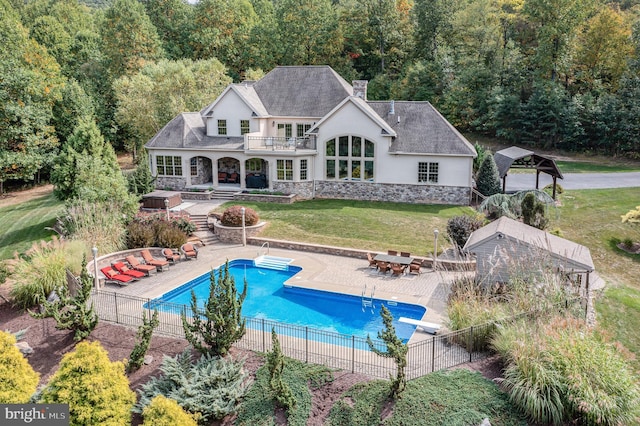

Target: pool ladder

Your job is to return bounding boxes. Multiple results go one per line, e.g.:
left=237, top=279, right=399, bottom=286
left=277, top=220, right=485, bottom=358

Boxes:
left=362, top=285, right=375, bottom=313
left=258, top=241, right=270, bottom=257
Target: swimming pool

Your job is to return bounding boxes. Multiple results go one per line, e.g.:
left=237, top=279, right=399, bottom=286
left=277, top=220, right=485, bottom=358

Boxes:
left=147, top=259, right=426, bottom=343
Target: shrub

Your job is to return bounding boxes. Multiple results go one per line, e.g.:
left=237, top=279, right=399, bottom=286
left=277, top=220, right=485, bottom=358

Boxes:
left=135, top=349, right=248, bottom=423
left=182, top=261, right=247, bottom=357
left=30, top=256, right=98, bottom=342
left=521, top=192, right=549, bottom=230
left=0, top=331, right=39, bottom=403
left=0, top=261, right=9, bottom=284
left=543, top=183, right=563, bottom=196
left=267, top=329, right=295, bottom=412
left=9, top=238, right=84, bottom=309
left=366, top=305, right=408, bottom=399
left=446, top=214, right=484, bottom=249
left=128, top=309, right=159, bottom=373
left=142, top=395, right=197, bottom=426
left=39, top=341, right=136, bottom=426
left=154, top=221, right=188, bottom=248
left=126, top=221, right=156, bottom=248
left=621, top=205, right=640, bottom=225
left=492, top=317, right=640, bottom=426
left=172, top=216, right=197, bottom=236
left=220, top=205, right=259, bottom=227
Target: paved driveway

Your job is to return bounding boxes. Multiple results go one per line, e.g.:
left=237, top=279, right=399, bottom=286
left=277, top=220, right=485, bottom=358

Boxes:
left=505, top=171, right=640, bottom=191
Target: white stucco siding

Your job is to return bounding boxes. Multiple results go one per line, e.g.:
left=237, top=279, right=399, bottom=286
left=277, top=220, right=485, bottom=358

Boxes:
left=205, top=92, right=255, bottom=136
left=308, top=101, right=472, bottom=186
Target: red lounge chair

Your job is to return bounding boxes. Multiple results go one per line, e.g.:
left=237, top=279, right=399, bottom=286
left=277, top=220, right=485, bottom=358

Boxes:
left=113, top=261, right=146, bottom=279
left=162, top=248, right=181, bottom=264
left=125, top=255, right=157, bottom=275
left=141, top=249, right=170, bottom=271
left=180, top=243, right=198, bottom=260
left=100, top=266, right=135, bottom=286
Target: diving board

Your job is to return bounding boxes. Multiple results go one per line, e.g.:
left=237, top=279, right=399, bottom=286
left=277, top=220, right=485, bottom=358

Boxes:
left=399, top=317, right=441, bottom=334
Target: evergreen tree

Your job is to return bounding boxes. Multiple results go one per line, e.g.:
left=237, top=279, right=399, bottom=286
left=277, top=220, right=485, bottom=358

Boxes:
left=266, top=329, right=295, bottom=411
left=30, top=255, right=98, bottom=342
left=39, top=341, right=136, bottom=426
left=521, top=192, right=549, bottom=230
left=475, top=154, right=502, bottom=197
left=0, top=330, right=39, bottom=403
left=366, top=305, right=408, bottom=399
left=128, top=309, right=159, bottom=373
left=181, top=261, right=247, bottom=357
left=128, top=151, right=155, bottom=197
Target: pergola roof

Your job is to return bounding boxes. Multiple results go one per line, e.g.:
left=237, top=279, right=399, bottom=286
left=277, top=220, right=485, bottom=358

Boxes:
left=494, top=146, right=563, bottom=179
left=493, top=146, right=563, bottom=198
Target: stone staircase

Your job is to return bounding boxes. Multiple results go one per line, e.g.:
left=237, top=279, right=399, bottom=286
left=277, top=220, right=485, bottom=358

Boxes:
left=189, top=214, right=217, bottom=246
left=211, top=188, right=236, bottom=200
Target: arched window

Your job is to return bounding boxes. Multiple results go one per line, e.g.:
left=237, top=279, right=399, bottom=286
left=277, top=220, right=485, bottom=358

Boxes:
left=325, top=136, right=374, bottom=181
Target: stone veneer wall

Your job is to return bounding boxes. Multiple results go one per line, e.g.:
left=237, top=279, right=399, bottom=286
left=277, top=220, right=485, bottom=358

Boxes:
left=314, top=181, right=470, bottom=205
left=233, top=193, right=297, bottom=204
left=213, top=221, right=267, bottom=244
left=156, top=176, right=187, bottom=190
left=181, top=191, right=213, bottom=200
left=273, top=181, right=314, bottom=199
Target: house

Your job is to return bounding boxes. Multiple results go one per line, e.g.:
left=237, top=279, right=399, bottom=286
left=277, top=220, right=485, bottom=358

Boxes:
left=463, top=216, right=603, bottom=291
left=145, top=66, right=476, bottom=204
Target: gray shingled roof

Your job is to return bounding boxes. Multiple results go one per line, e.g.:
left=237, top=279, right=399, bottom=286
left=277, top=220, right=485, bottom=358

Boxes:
left=494, top=146, right=534, bottom=177
left=368, top=101, right=476, bottom=156
left=464, top=216, right=594, bottom=270
left=146, top=113, right=243, bottom=150
left=252, top=66, right=353, bottom=117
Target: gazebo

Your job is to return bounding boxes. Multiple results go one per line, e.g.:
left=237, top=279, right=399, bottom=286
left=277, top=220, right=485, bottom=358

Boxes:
left=493, top=146, right=563, bottom=199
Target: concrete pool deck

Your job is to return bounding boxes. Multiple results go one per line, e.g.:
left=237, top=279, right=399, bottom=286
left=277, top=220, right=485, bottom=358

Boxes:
left=103, top=241, right=464, bottom=344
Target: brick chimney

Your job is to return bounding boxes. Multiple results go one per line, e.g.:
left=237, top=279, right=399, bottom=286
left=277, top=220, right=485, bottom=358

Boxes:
left=352, top=80, right=368, bottom=100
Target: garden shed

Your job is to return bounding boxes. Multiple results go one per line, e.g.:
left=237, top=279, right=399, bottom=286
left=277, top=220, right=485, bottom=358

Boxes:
left=494, top=146, right=563, bottom=199
left=463, top=216, right=603, bottom=291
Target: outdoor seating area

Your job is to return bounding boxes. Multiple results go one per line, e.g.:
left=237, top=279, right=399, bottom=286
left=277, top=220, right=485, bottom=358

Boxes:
left=180, top=243, right=199, bottom=260
left=368, top=251, right=422, bottom=276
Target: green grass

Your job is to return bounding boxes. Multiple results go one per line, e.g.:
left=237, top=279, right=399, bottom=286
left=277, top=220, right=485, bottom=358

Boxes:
left=214, top=199, right=473, bottom=255
left=596, top=286, right=640, bottom=371
left=0, top=193, right=64, bottom=260
left=554, top=161, right=640, bottom=173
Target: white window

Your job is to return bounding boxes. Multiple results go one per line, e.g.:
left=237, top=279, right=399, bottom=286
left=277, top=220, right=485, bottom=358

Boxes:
left=240, top=120, right=250, bottom=135
left=190, top=158, right=197, bottom=176
left=217, top=119, right=227, bottom=135
left=277, top=123, right=292, bottom=138
left=300, top=159, right=308, bottom=180
left=418, top=162, right=439, bottom=183
left=325, top=136, right=374, bottom=181
left=156, top=156, right=182, bottom=176
left=297, top=124, right=311, bottom=137
left=277, top=159, right=293, bottom=181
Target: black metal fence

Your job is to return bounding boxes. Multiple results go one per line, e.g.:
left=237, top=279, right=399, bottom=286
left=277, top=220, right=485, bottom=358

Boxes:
left=90, top=290, right=582, bottom=380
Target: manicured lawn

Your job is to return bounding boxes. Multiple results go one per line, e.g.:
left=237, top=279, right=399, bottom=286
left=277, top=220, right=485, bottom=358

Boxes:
left=214, top=199, right=474, bottom=255
left=554, top=161, right=640, bottom=173
left=0, top=193, right=64, bottom=260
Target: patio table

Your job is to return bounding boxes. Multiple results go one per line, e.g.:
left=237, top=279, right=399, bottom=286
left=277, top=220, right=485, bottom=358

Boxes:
left=373, top=254, right=414, bottom=266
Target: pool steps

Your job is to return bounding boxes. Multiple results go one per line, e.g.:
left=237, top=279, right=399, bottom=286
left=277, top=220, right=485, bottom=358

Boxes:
left=254, top=255, right=294, bottom=271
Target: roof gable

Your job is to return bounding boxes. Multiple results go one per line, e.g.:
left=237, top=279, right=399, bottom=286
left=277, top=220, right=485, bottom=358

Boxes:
left=464, top=216, right=594, bottom=270
left=252, top=66, right=353, bottom=117
left=309, top=96, right=396, bottom=137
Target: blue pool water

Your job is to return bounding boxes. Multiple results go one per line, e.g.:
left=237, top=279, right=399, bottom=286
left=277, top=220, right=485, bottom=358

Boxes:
left=148, top=259, right=426, bottom=342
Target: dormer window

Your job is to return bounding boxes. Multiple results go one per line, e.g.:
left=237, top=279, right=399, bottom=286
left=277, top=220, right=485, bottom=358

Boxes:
left=217, top=119, right=227, bottom=135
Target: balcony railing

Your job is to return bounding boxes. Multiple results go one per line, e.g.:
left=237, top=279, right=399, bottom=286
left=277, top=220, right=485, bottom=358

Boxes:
left=246, top=136, right=316, bottom=151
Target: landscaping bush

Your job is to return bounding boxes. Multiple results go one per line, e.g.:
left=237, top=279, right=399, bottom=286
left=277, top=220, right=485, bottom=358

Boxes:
left=126, top=212, right=191, bottom=249
left=142, top=395, right=197, bottom=426
left=267, top=329, right=295, bottom=412
left=126, top=221, right=156, bottom=248
left=0, top=330, right=39, bottom=403
left=135, top=350, right=248, bottom=424
left=128, top=309, right=159, bottom=373
left=9, top=238, right=85, bottom=309
left=220, top=205, right=259, bottom=227
left=30, top=256, right=98, bottom=342
left=446, top=214, right=484, bottom=249
left=182, top=261, right=247, bottom=357
left=154, top=221, right=188, bottom=248
left=521, top=192, right=549, bottom=230
left=39, top=341, right=136, bottom=426
left=492, top=317, right=640, bottom=426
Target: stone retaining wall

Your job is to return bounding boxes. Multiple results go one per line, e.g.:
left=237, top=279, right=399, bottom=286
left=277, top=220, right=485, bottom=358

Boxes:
left=314, top=181, right=470, bottom=205
left=213, top=221, right=267, bottom=244
left=233, top=193, right=297, bottom=204
left=181, top=191, right=213, bottom=200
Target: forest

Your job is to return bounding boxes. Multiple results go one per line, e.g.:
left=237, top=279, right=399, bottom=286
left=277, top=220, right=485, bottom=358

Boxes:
left=2, top=0, right=640, bottom=190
